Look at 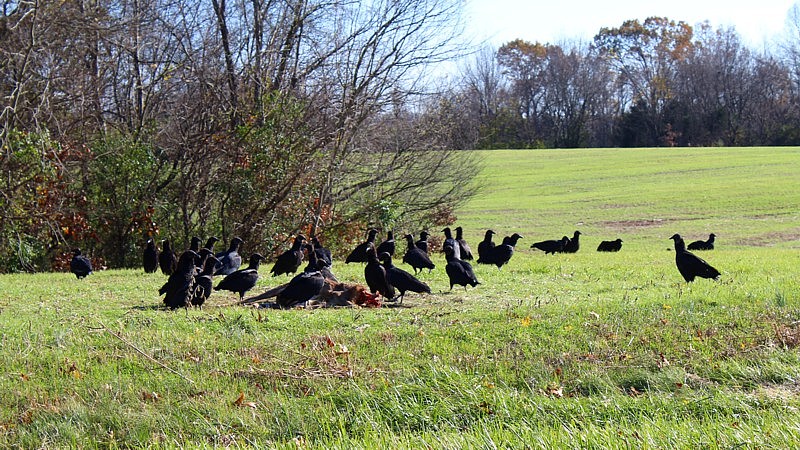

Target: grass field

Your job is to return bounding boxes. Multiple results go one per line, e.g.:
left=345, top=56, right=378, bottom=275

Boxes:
left=1, top=147, right=800, bottom=448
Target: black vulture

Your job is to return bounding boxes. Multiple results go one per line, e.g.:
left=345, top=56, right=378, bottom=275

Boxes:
left=189, top=238, right=210, bottom=268
left=189, top=236, right=201, bottom=253
left=376, top=230, right=396, bottom=257
left=215, top=253, right=266, bottom=301
left=276, top=271, right=326, bottom=309
left=192, top=255, right=219, bottom=307
left=203, top=236, right=220, bottom=251
left=476, top=229, right=497, bottom=265
left=455, top=226, right=474, bottom=260
left=160, top=250, right=199, bottom=309
left=270, top=234, right=306, bottom=277
left=365, top=245, right=395, bottom=299
left=214, top=237, right=243, bottom=275
left=197, top=247, right=213, bottom=262
left=669, top=234, right=720, bottom=282
left=143, top=238, right=159, bottom=273
left=531, top=236, right=569, bottom=255
left=311, top=236, right=333, bottom=267
left=444, top=245, right=479, bottom=291
left=563, top=230, right=581, bottom=253
left=70, top=248, right=93, bottom=279
left=442, top=227, right=461, bottom=260
left=415, top=231, right=430, bottom=254
left=489, top=233, right=523, bottom=269
left=687, top=233, right=716, bottom=251
left=159, top=239, right=177, bottom=275
left=402, top=233, right=436, bottom=274
left=304, top=243, right=337, bottom=282
left=345, top=229, right=379, bottom=264
left=379, top=252, right=431, bottom=304
left=597, top=238, right=623, bottom=252
left=194, top=249, right=216, bottom=280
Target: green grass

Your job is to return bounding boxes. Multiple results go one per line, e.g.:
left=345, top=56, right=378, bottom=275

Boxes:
left=2, top=147, right=800, bottom=448
left=458, top=147, right=800, bottom=248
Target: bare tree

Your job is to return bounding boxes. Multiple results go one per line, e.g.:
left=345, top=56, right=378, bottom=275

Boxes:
left=298, top=0, right=470, bottom=237
left=454, top=46, right=507, bottom=148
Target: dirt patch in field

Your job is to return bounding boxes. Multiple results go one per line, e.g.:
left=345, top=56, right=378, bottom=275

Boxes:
left=745, top=212, right=796, bottom=220
left=736, top=229, right=800, bottom=247
left=600, top=218, right=677, bottom=231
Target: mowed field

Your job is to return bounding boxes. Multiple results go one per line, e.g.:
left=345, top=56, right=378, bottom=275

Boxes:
left=1, top=147, right=800, bottom=448
left=458, top=147, right=800, bottom=248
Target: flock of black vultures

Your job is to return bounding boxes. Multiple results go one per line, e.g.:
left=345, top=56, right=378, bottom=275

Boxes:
left=67, top=228, right=719, bottom=309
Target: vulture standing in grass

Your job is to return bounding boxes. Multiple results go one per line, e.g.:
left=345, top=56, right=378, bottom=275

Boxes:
left=346, top=229, right=379, bottom=264
left=70, top=248, right=93, bottom=279
left=193, top=239, right=218, bottom=270
left=304, top=243, right=337, bottom=282
left=563, top=230, right=581, bottom=253
left=159, top=239, right=177, bottom=275
left=669, top=234, right=720, bottom=282
left=687, top=233, right=716, bottom=251
left=192, top=255, right=219, bottom=307
left=531, top=236, right=569, bottom=255
left=442, top=227, right=461, bottom=260
left=444, top=245, right=479, bottom=291
left=376, top=230, right=396, bottom=257
left=455, top=227, right=473, bottom=260
left=215, top=237, right=243, bottom=275
left=379, top=252, right=431, bottom=304
left=270, top=234, right=306, bottom=277
left=415, top=231, right=431, bottom=254
left=215, top=253, right=266, bottom=301
left=160, top=250, right=199, bottom=308
left=596, top=239, right=623, bottom=252
left=203, top=236, right=219, bottom=252
left=143, top=239, right=159, bottom=273
left=311, top=236, right=333, bottom=267
left=364, top=245, right=395, bottom=299
left=196, top=247, right=214, bottom=271
left=402, top=233, right=436, bottom=274
left=188, top=237, right=211, bottom=268
left=476, top=229, right=497, bottom=265
left=189, top=236, right=202, bottom=253
left=489, top=233, right=523, bottom=269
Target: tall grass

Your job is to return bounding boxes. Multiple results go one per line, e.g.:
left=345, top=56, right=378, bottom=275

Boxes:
left=1, top=147, right=799, bottom=448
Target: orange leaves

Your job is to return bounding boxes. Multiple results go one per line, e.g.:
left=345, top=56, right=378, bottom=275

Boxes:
left=232, top=392, right=257, bottom=409
left=546, top=383, right=564, bottom=398
left=497, top=39, right=549, bottom=73
left=141, top=391, right=160, bottom=402
left=60, top=359, right=83, bottom=379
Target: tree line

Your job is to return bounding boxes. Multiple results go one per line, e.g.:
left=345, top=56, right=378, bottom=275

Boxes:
left=2, top=0, right=799, bottom=273
left=446, top=15, right=800, bottom=149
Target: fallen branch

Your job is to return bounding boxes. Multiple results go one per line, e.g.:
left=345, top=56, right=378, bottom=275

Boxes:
left=99, top=320, right=195, bottom=385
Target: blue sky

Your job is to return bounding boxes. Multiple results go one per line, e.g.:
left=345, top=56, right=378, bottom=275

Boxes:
left=464, top=0, right=797, bottom=48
